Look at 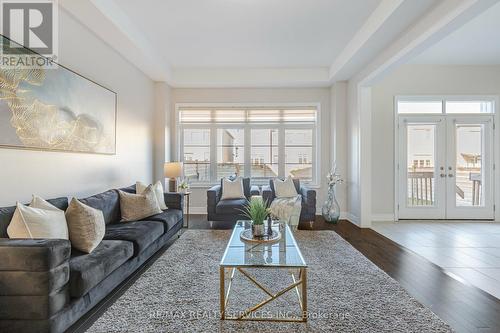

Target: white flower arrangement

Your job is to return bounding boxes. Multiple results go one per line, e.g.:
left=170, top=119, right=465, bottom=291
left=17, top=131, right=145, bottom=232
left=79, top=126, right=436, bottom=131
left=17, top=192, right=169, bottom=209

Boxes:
left=327, top=163, right=344, bottom=187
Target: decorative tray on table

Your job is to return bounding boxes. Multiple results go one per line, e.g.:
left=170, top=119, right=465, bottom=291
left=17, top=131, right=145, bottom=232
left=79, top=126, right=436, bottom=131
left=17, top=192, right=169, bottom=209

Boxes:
left=240, top=229, right=281, bottom=244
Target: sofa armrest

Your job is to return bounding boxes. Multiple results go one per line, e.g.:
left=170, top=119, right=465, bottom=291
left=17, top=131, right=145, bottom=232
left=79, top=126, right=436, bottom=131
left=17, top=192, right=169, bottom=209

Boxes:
left=207, top=185, right=221, bottom=215
left=0, top=239, right=71, bottom=272
left=0, top=239, right=71, bottom=320
left=250, top=185, right=261, bottom=196
left=261, top=185, right=274, bottom=205
left=163, top=192, right=184, bottom=211
left=300, top=186, right=316, bottom=213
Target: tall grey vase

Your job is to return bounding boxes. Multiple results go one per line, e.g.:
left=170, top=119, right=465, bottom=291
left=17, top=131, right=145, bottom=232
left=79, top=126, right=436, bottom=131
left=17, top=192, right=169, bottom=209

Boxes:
left=322, top=184, right=340, bottom=223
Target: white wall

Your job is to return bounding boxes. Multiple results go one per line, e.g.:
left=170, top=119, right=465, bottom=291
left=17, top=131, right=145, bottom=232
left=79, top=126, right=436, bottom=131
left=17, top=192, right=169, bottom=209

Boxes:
left=330, top=83, right=348, bottom=214
left=153, top=82, right=173, bottom=186
left=170, top=88, right=342, bottom=215
left=0, top=9, right=156, bottom=206
left=371, top=64, right=500, bottom=220
left=346, top=81, right=359, bottom=224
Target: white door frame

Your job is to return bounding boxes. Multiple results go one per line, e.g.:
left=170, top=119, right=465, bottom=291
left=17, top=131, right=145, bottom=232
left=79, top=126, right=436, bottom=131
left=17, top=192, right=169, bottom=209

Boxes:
left=397, top=115, right=446, bottom=219
left=394, top=95, right=499, bottom=221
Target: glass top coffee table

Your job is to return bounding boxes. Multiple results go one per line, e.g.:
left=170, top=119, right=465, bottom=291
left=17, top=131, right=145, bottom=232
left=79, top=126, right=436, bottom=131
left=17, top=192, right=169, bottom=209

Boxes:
left=219, top=220, right=308, bottom=322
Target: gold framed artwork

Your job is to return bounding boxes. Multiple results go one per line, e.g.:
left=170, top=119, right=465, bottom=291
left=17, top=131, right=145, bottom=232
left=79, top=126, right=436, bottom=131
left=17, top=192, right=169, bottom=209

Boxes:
left=0, top=35, right=117, bottom=155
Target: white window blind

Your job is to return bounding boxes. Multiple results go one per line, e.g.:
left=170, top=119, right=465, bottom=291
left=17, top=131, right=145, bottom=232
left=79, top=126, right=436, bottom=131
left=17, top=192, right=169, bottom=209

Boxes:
left=178, top=106, right=318, bottom=185
left=179, top=108, right=317, bottom=124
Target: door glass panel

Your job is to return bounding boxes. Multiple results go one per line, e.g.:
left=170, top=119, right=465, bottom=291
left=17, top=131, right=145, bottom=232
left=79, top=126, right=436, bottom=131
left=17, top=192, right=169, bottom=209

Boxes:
left=455, top=124, right=484, bottom=206
left=407, top=124, right=436, bottom=206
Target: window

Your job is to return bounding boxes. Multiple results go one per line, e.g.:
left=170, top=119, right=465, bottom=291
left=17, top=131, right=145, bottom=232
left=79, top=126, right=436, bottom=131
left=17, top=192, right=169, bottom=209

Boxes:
left=217, top=128, right=244, bottom=178
left=178, top=106, right=318, bottom=185
left=183, top=129, right=210, bottom=182
left=397, top=98, right=495, bottom=114
left=251, top=129, right=279, bottom=180
left=285, top=129, right=313, bottom=181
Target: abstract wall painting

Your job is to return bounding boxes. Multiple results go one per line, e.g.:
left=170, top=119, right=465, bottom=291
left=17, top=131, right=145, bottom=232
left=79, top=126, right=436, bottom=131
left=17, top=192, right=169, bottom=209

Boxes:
left=0, top=35, right=117, bottom=154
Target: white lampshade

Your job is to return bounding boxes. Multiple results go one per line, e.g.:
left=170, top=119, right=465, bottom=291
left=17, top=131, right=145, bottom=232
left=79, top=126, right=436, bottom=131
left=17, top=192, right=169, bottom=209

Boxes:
left=164, top=162, right=183, bottom=178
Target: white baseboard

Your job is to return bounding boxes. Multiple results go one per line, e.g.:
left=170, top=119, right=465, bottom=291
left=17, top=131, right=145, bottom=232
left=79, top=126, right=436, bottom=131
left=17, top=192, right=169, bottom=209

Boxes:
left=342, top=212, right=360, bottom=226
left=371, top=214, right=396, bottom=222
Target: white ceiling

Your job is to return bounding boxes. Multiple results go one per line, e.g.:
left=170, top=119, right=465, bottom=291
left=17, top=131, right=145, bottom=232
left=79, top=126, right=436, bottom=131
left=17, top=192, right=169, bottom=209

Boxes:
left=60, top=0, right=498, bottom=87
left=117, top=0, right=380, bottom=68
left=412, top=1, right=500, bottom=65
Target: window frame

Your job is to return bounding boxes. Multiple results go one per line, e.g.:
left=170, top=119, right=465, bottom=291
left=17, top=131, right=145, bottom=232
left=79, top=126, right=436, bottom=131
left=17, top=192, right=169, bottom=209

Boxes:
left=396, top=95, right=497, bottom=115
left=175, top=103, right=321, bottom=187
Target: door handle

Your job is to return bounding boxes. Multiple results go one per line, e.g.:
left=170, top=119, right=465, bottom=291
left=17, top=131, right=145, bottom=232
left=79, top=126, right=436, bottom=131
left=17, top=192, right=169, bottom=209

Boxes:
left=448, top=174, right=454, bottom=178
left=440, top=173, right=446, bottom=178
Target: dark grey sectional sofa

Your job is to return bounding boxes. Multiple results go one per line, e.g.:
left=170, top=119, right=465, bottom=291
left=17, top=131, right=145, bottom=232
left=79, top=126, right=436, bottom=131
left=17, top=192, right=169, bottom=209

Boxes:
left=0, top=185, right=184, bottom=333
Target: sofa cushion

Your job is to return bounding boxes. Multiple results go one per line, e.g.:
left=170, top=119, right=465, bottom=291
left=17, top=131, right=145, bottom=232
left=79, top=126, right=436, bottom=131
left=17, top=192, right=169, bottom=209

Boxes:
left=216, top=198, right=248, bottom=215
left=65, top=198, right=105, bottom=254
left=118, top=185, right=136, bottom=194
left=220, top=177, right=251, bottom=198
left=0, top=197, right=68, bottom=238
left=142, top=209, right=183, bottom=233
left=269, top=178, right=300, bottom=195
left=104, top=221, right=163, bottom=256
left=69, top=240, right=133, bottom=298
left=79, top=190, right=121, bottom=225
left=118, top=187, right=162, bottom=222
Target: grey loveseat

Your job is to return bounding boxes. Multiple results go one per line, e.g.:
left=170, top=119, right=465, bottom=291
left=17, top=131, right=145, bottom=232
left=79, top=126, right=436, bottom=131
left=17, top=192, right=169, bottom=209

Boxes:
left=0, top=185, right=183, bottom=333
left=262, top=178, right=316, bottom=223
left=207, top=177, right=260, bottom=223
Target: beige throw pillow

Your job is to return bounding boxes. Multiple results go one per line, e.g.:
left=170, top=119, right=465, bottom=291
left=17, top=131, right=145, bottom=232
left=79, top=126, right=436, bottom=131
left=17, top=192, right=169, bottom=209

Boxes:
left=136, top=181, right=167, bottom=210
left=7, top=200, right=68, bottom=240
left=273, top=177, right=298, bottom=198
left=118, top=185, right=162, bottom=221
left=65, top=198, right=105, bottom=253
left=30, top=195, right=61, bottom=211
left=220, top=177, right=245, bottom=200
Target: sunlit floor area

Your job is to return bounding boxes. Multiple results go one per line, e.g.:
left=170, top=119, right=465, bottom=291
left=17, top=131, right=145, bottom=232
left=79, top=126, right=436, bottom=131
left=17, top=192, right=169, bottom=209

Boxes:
left=372, top=221, right=500, bottom=300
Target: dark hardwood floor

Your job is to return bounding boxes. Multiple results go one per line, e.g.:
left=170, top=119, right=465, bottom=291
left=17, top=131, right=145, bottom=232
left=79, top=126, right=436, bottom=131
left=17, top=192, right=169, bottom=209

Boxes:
left=71, top=215, right=500, bottom=333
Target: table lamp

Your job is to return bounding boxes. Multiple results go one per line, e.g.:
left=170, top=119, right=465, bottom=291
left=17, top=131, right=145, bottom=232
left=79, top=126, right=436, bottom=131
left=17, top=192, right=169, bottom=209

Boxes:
left=164, top=162, right=183, bottom=192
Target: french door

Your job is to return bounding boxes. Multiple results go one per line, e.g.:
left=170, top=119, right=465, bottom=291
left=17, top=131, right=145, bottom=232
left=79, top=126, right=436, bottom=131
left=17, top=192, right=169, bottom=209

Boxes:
left=398, top=115, right=494, bottom=219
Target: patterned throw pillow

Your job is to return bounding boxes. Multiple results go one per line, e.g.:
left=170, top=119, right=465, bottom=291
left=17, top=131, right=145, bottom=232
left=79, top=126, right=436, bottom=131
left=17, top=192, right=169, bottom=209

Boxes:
left=118, top=185, right=162, bottom=222
left=65, top=198, right=105, bottom=253
left=136, top=181, right=167, bottom=210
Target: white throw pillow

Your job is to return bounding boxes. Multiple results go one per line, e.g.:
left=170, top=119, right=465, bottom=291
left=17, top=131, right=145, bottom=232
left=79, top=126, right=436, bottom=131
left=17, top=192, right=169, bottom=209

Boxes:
left=65, top=198, right=105, bottom=253
left=30, top=195, right=61, bottom=211
left=136, top=181, right=167, bottom=210
left=221, top=177, right=245, bottom=200
left=7, top=202, right=69, bottom=240
left=118, top=185, right=162, bottom=221
left=273, top=177, right=298, bottom=198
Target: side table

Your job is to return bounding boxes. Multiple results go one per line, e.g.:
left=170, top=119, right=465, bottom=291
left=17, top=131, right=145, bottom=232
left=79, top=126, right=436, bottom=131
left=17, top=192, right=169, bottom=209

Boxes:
left=183, top=191, right=191, bottom=228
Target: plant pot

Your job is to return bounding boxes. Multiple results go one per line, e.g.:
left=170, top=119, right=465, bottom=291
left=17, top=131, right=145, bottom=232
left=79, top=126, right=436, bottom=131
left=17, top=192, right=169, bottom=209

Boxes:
left=252, top=223, right=265, bottom=237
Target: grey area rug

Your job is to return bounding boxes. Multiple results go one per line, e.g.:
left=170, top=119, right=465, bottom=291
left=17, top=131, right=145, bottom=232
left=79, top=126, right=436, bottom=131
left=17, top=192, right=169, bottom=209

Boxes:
left=86, top=230, right=453, bottom=332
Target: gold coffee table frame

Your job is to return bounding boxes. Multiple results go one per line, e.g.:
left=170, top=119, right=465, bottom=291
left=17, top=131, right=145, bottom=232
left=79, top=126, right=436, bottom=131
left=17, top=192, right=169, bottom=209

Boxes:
left=219, top=222, right=308, bottom=322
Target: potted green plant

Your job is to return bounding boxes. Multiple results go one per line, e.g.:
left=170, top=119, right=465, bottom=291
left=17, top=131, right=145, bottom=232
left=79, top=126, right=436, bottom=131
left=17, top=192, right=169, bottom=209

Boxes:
left=240, top=197, right=269, bottom=237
